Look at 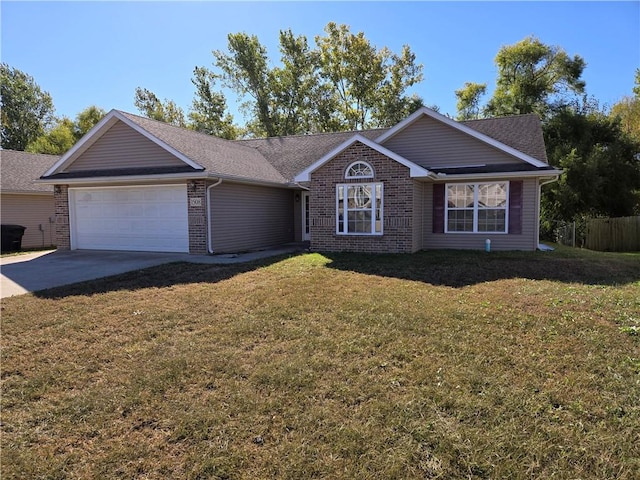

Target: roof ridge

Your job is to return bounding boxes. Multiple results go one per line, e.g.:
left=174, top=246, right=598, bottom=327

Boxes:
left=234, top=127, right=388, bottom=142
left=461, top=113, right=541, bottom=123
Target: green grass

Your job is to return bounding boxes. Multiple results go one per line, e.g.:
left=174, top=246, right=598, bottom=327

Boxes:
left=2, top=246, right=639, bottom=479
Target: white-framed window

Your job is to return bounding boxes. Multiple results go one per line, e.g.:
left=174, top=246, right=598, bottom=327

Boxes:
left=336, top=183, right=383, bottom=235
left=446, top=182, right=509, bottom=233
left=345, top=161, right=374, bottom=179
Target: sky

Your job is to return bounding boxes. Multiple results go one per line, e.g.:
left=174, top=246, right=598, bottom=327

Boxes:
left=2, top=1, right=639, bottom=125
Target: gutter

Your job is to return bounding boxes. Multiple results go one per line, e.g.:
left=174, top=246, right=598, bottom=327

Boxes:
left=206, top=178, right=223, bottom=254
left=433, top=169, right=563, bottom=181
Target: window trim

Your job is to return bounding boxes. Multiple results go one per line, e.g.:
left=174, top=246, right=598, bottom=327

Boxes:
left=345, top=161, right=375, bottom=179
left=444, top=182, right=510, bottom=234
left=336, top=182, right=384, bottom=236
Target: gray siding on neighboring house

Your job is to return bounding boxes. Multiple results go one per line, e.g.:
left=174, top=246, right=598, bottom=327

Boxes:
left=422, top=178, right=539, bottom=251
left=209, top=183, right=295, bottom=253
left=64, top=120, right=186, bottom=172
left=381, top=116, right=526, bottom=169
left=1, top=193, right=56, bottom=248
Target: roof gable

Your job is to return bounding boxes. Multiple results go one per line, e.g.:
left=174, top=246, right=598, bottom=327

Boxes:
left=293, top=134, right=431, bottom=182
left=376, top=107, right=548, bottom=168
left=43, top=110, right=204, bottom=177
left=42, top=110, right=288, bottom=185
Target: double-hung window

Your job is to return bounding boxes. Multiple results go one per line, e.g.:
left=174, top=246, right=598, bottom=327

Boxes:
left=446, top=182, right=508, bottom=233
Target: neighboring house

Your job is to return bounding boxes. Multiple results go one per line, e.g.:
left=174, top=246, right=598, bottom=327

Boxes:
left=39, top=107, right=561, bottom=254
left=1, top=150, right=59, bottom=249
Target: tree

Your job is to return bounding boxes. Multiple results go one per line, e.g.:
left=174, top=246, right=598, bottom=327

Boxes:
left=211, top=23, right=424, bottom=136
left=315, top=22, right=423, bottom=130
left=213, top=33, right=276, bottom=137
left=455, top=82, right=487, bottom=120
left=1, top=63, right=55, bottom=150
left=542, top=98, right=640, bottom=228
left=26, top=117, right=75, bottom=154
left=134, top=87, right=186, bottom=127
left=485, top=36, right=586, bottom=117
left=189, top=67, right=238, bottom=139
left=610, top=69, right=640, bottom=142
left=75, top=105, right=106, bottom=138
left=25, top=106, right=106, bottom=155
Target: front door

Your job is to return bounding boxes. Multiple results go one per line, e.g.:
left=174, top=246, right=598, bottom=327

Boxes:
left=302, top=192, right=310, bottom=241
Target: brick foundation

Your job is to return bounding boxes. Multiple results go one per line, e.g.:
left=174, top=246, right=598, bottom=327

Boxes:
left=310, top=142, right=416, bottom=253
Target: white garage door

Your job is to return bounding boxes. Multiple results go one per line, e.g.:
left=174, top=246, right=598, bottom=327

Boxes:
left=70, top=185, right=189, bottom=252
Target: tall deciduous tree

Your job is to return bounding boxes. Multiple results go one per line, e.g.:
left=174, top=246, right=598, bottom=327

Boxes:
left=26, top=106, right=107, bottom=154
left=75, top=105, right=106, bottom=138
left=610, top=69, right=640, bottom=142
left=210, top=23, right=424, bottom=136
left=485, top=36, right=586, bottom=117
left=455, top=82, right=487, bottom=120
left=189, top=67, right=238, bottom=139
left=213, top=33, right=276, bottom=137
left=315, top=22, right=423, bottom=130
left=26, top=117, right=76, bottom=155
left=1, top=63, right=55, bottom=150
left=134, top=87, right=186, bottom=127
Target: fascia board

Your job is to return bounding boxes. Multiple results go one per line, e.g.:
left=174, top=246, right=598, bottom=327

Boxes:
left=433, top=169, right=563, bottom=181
left=375, top=107, right=548, bottom=169
left=293, top=133, right=430, bottom=182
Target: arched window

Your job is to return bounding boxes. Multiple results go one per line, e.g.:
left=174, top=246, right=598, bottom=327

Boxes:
left=345, top=161, right=374, bottom=179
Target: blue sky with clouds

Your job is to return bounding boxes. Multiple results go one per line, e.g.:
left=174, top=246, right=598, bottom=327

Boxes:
left=2, top=1, right=638, bottom=123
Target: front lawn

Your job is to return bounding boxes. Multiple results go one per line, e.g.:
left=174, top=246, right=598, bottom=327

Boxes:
left=2, top=247, right=639, bottom=479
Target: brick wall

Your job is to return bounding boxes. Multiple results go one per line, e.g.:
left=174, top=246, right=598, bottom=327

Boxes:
left=309, top=142, right=416, bottom=253
left=187, top=179, right=208, bottom=254
left=54, top=185, right=70, bottom=250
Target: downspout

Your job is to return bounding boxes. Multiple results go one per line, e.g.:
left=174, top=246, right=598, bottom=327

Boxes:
left=206, top=178, right=223, bottom=254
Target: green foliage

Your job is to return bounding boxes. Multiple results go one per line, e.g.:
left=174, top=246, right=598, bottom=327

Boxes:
left=315, top=22, right=423, bottom=130
left=455, top=82, right=487, bottom=120
left=25, top=117, right=76, bottom=154
left=26, top=106, right=106, bottom=155
left=1, top=63, right=55, bottom=150
left=542, top=98, right=640, bottom=225
left=189, top=67, right=238, bottom=139
left=610, top=96, right=640, bottom=142
left=209, top=23, right=423, bottom=137
left=134, top=87, right=186, bottom=127
left=75, top=105, right=106, bottom=138
left=485, top=36, right=585, bottom=117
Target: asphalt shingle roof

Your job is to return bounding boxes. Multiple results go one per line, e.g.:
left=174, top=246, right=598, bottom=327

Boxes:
left=461, top=114, right=548, bottom=163
left=236, top=128, right=388, bottom=182
left=38, top=109, right=550, bottom=185
left=1, top=150, right=59, bottom=193
left=118, top=111, right=288, bottom=184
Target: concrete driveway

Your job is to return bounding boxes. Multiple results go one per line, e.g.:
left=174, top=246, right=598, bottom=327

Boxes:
left=0, top=245, right=306, bottom=298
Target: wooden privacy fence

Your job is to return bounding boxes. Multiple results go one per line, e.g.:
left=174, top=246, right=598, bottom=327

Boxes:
left=585, top=216, right=640, bottom=252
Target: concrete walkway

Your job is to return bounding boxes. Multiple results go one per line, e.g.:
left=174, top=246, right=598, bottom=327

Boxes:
left=0, top=244, right=307, bottom=299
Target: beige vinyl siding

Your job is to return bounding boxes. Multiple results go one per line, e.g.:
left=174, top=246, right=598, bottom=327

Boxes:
left=1, top=193, right=56, bottom=248
left=382, top=116, right=525, bottom=169
left=64, top=120, right=186, bottom=172
left=209, top=183, right=294, bottom=253
left=422, top=178, right=539, bottom=251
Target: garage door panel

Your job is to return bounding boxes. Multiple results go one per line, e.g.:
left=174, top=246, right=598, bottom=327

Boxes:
left=71, top=186, right=189, bottom=253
